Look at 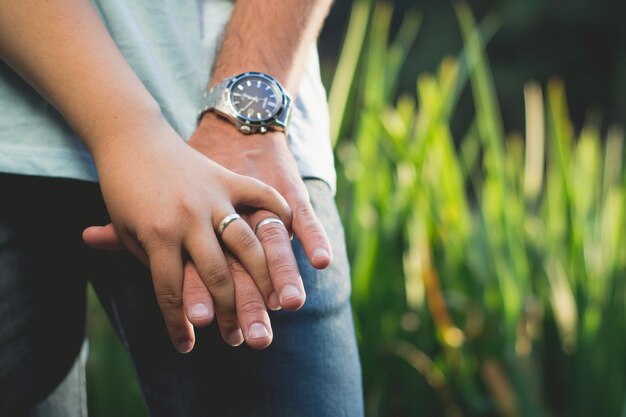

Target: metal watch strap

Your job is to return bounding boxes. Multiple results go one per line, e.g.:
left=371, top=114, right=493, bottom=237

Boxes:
left=198, top=80, right=229, bottom=123
left=272, top=94, right=292, bottom=130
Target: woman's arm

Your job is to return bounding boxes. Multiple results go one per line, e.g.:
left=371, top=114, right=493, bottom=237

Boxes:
left=0, top=0, right=160, bottom=150
left=0, top=0, right=289, bottom=352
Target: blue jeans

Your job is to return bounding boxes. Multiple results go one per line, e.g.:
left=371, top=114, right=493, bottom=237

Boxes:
left=0, top=174, right=363, bottom=417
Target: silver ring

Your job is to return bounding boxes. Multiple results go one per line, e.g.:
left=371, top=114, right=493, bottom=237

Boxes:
left=254, top=217, right=285, bottom=234
left=218, top=213, right=242, bottom=236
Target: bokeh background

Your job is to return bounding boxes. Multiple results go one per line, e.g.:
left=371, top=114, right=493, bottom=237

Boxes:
left=86, top=1, right=626, bottom=416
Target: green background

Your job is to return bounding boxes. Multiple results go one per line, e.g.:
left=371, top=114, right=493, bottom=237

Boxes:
left=86, top=1, right=626, bottom=416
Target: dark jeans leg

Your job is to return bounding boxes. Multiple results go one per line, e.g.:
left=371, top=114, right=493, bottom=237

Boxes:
left=0, top=174, right=107, bottom=416
left=29, top=343, right=88, bottom=417
left=91, top=179, right=365, bottom=417
left=0, top=174, right=364, bottom=417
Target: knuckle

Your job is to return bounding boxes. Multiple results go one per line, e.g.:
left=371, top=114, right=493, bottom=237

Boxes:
left=184, top=280, right=207, bottom=293
left=175, top=199, right=198, bottom=224
left=268, top=251, right=297, bottom=276
left=256, top=181, right=279, bottom=198
left=226, top=257, right=248, bottom=274
left=239, top=298, right=266, bottom=316
left=157, top=291, right=184, bottom=309
left=278, top=203, right=293, bottom=222
left=283, top=209, right=293, bottom=224
left=234, top=229, right=259, bottom=251
left=295, top=205, right=326, bottom=237
left=203, top=263, right=231, bottom=288
left=217, top=309, right=239, bottom=328
left=140, top=220, right=178, bottom=246
left=257, top=225, right=286, bottom=245
left=264, top=184, right=291, bottom=211
left=260, top=183, right=275, bottom=196
left=295, top=205, right=316, bottom=224
left=308, top=229, right=328, bottom=243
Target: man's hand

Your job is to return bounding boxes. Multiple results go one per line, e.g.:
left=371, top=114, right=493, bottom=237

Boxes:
left=194, top=113, right=333, bottom=268
left=198, top=0, right=335, bottom=277
left=190, top=112, right=334, bottom=307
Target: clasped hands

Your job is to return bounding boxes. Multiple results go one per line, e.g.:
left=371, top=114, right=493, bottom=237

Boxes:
left=83, top=113, right=331, bottom=353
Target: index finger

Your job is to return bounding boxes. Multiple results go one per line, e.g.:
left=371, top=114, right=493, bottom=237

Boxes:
left=289, top=187, right=333, bottom=270
left=250, top=210, right=305, bottom=311
left=228, top=175, right=293, bottom=231
left=147, top=246, right=195, bottom=354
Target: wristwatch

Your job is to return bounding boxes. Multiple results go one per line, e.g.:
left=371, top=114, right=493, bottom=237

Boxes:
left=199, top=72, right=293, bottom=134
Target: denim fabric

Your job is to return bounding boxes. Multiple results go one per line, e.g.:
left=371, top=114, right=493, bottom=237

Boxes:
left=0, top=174, right=364, bottom=417
left=29, top=344, right=88, bottom=417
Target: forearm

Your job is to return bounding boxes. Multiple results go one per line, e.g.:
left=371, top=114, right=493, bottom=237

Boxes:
left=210, top=0, right=333, bottom=95
left=0, top=0, right=162, bottom=156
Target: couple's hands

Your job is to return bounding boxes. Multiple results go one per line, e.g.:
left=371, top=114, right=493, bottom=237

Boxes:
left=191, top=113, right=333, bottom=270
left=87, top=117, right=297, bottom=352
left=0, top=0, right=333, bottom=355
left=84, top=114, right=332, bottom=352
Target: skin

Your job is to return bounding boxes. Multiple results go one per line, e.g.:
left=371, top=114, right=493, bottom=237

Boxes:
left=85, top=0, right=336, bottom=350
left=0, top=0, right=291, bottom=353
left=0, top=0, right=334, bottom=353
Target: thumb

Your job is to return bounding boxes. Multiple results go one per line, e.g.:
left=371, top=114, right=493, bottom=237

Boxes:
left=82, top=223, right=125, bottom=251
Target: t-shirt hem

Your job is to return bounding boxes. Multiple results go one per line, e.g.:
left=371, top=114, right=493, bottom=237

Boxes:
left=0, top=145, right=98, bottom=183
left=0, top=145, right=337, bottom=193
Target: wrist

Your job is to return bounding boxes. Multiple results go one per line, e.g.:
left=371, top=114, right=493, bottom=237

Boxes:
left=79, top=92, right=163, bottom=152
left=88, top=107, right=176, bottom=164
left=197, top=111, right=287, bottom=143
left=197, top=110, right=234, bottom=133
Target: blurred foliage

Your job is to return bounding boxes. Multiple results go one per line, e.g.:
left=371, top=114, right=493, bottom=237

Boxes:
left=87, top=1, right=626, bottom=416
left=320, top=0, right=626, bottom=133
left=86, top=287, right=147, bottom=417
left=329, top=1, right=626, bottom=416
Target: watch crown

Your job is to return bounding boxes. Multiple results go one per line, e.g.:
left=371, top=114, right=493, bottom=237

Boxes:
left=240, top=125, right=252, bottom=134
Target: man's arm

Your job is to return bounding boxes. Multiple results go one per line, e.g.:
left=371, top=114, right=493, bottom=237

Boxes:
left=193, top=0, right=336, bottom=309
left=210, top=0, right=333, bottom=92
left=0, top=0, right=292, bottom=352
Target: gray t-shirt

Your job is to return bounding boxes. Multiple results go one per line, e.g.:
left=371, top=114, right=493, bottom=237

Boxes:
left=0, top=0, right=335, bottom=190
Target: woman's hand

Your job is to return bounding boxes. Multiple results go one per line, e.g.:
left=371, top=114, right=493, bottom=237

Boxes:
left=90, top=116, right=291, bottom=352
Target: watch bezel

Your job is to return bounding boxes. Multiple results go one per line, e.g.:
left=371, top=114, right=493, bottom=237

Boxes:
left=223, top=72, right=288, bottom=129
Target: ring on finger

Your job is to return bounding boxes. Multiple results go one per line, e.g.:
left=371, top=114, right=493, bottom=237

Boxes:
left=218, top=213, right=242, bottom=236
left=254, top=217, right=285, bottom=235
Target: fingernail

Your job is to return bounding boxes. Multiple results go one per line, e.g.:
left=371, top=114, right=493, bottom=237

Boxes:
left=248, top=322, right=270, bottom=340
left=268, top=292, right=281, bottom=311
left=190, top=303, right=210, bottom=318
left=312, top=247, right=330, bottom=263
left=226, top=329, right=244, bottom=347
left=279, top=284, right=301, bottom=303
left=177, top=340, right=194, bottom=354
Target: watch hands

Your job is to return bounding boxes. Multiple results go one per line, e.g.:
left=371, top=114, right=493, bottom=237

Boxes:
left=242, top=93, right=261, bottom=102
left=240, top=92, right=265, bottom=113
left=240, top=99, right=255, bottom=112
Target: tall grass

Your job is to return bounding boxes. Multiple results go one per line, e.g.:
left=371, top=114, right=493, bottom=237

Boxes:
left=329, top=2, right=626, bottom=416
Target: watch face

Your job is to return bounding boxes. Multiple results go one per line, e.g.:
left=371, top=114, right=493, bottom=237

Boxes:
left=229, top=75, right=282, bottom=122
